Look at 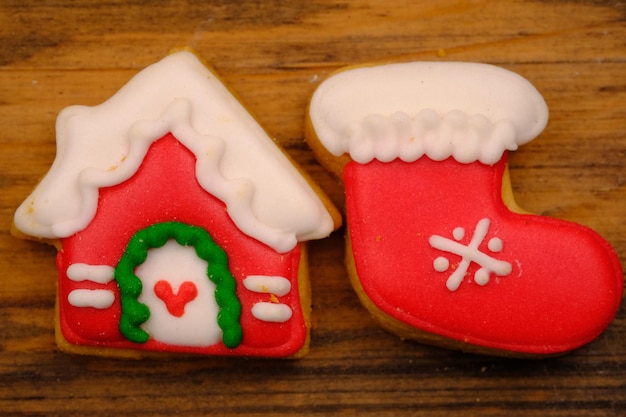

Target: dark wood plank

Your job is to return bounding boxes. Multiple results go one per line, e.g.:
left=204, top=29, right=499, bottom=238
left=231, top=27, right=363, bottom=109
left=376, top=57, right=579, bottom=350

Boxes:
left=1, top=1, right=624, bottom=416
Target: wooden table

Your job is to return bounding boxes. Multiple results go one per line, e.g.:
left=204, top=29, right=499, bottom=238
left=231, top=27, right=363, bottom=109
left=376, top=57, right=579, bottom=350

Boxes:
left=1, top=1, right=624, bottom=416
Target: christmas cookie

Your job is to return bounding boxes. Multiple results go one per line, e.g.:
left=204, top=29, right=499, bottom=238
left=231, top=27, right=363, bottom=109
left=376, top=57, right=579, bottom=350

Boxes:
left=306, top=61, right=623, bottom=357
left=13, top=49, right=341, bottom=358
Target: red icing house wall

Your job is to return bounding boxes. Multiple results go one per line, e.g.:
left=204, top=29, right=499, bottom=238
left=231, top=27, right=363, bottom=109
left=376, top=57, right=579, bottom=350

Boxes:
left=56, top=134, right=307, bottom=357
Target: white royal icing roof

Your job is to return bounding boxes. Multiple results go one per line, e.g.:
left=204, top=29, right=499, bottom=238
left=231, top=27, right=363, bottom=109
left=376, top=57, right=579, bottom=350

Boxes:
left=309, top=62, right=549, bottom=165
left=14, top=51, right=335, bottom=253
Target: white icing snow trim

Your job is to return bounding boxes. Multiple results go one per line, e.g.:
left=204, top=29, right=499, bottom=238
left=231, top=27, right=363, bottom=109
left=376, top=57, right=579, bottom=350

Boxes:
left=243, top=275, right=291, bottom=296
left=251, top=302, right=293, bottom=323
left=309, top=62, right=549, bottom=165
left=13, top=51, right=335, bottom=252
left=68, top=289, right=115, bottom=309
left=66, top=263, right=115, bottom=284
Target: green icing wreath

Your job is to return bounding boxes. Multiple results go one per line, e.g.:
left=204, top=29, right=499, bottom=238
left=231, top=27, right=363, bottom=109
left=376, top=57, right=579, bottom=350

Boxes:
left=114, top=221, right=243, bottom=348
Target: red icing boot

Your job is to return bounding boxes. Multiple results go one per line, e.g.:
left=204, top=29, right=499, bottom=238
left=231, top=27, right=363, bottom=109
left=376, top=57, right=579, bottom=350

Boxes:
left=344, top=157, right=622, bottom=355
left=307, top=61, right=623, bottom=356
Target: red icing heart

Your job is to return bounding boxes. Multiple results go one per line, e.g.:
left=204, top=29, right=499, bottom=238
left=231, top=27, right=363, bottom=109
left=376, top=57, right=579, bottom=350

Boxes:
left=154, top=280, right=198, bottom=317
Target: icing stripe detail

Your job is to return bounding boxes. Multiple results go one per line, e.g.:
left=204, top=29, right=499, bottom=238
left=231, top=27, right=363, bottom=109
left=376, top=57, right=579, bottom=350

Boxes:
left=68, top=289, right=115, bottom=309
left=243, top=275, right=291, bottom=296
left=67, top=263, right=115, bottom=283
left=251, top=302, right=293, bottom=323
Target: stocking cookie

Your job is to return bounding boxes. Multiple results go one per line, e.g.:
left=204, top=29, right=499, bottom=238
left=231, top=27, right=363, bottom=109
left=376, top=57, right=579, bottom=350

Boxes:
left=306, top=62, right=623, bottom=357
left=13, top=49, right=341, bottom=358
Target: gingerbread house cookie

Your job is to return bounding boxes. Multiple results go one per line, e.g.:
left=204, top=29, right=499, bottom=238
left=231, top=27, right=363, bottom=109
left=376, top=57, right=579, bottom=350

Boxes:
left=14, top=50, right=341, bottom=358
left=306, top=61, right=623, bottom=357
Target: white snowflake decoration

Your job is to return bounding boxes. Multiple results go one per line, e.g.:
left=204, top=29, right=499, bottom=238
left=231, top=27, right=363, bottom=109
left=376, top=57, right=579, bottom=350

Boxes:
left=429, top=218, right=512, bottom=291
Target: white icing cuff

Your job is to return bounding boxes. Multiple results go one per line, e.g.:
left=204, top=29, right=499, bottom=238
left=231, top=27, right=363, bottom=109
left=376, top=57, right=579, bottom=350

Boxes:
left=309, top=62, right=549, bottom=165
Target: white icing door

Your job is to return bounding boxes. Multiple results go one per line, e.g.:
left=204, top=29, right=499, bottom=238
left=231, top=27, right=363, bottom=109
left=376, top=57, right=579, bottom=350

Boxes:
left=135, top=239, right=222, bottom=347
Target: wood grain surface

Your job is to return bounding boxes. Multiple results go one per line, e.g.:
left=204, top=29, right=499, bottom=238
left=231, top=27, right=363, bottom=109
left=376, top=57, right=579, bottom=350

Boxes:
left=1, top=1, right=624, bottom=416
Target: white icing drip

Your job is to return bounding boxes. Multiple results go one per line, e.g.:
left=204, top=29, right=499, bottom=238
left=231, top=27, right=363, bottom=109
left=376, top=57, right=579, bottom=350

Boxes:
left=309, top=62, right=549, bottom=165
left=125, top=99, right=298, bottom=252
left=68, top=289, right=115, bottom=309
left=14, top=51, right=335, bottom=253
left=251, top=302, right=293, bottom=323
left=243, top=275, right=291, bottom=296
left=66, top=263, right=115, bottom=284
